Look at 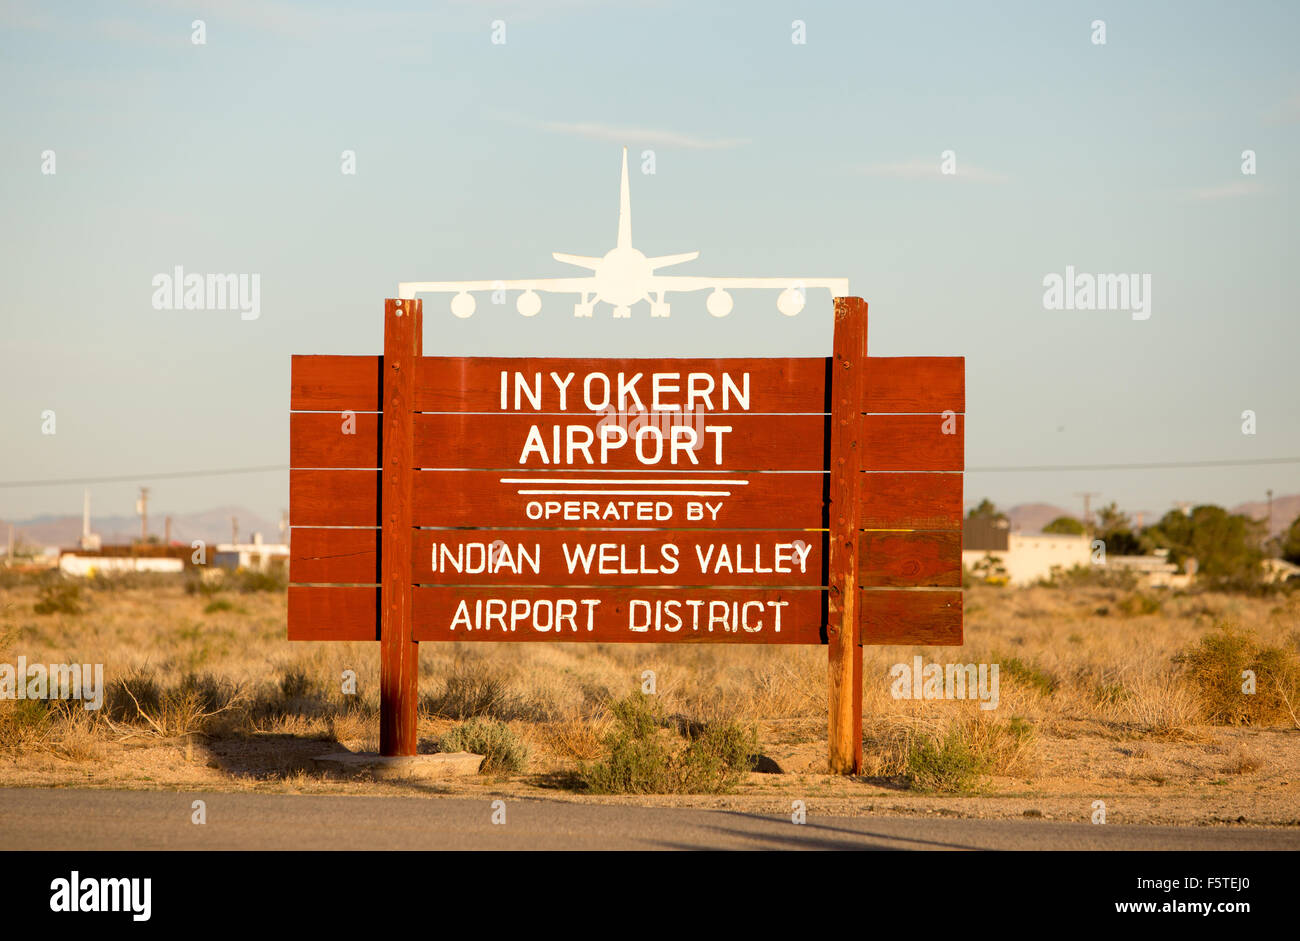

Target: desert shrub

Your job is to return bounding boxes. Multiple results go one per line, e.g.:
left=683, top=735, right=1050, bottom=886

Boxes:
left=204, top=598, right=237, bottom=614
left=421, top=662, right=519, bottom=720
left=0, top=698, right=52, bottom=751
left=675, top=721, right=759, bottom=793
left=33, top=581, right=83, bottom=615
left=105, top=673, right=162, bottom=723
left=1117, top=592, right=1163, bottom=617
left=183, top=570, right=223, bottom=597
left=232, top=569, right=285, bottom=593
left=438, top=718, right=528, bottom=773
left=105, top=670, right=242, bottom=736
left=580, top=692, right=757, bottom=794
left=1045, top=564, right=1137, bottom=590
left=609, top=689, right=660, bottom=738
left=999, top=656, right=1058, bottom=696
left=583, top=723, right=675, bottom=794
left=1175, top=625, right=1300, bottom=726
left=257, top=665, right=335, bottom=719
left=904, top=715, right=1035, bottom=793
left=906, top=726, right=987, bottom=793
left=84, top=571, right=177, bottom=592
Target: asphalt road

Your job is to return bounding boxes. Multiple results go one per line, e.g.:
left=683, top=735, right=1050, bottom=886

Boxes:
left=2, top=788, right=1297, bottom=850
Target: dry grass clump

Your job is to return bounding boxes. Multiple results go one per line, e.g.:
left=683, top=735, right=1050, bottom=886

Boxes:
left=580, top=692, right=758, bottom=794
left=1174, top=624, right=1300, bottom=727
left=420, top=659, right=522, bottom=720
left=104, top=669, right=245, bottom=737
left=1222, top=745, right=1263, bottom=775
left=438, top=718, right=529, bottom=773
left=1112, top=673, right=1201, bottom=737
left=862, top=709, right=1036, bottom=793
left=534, top=714, right=611, bottom=761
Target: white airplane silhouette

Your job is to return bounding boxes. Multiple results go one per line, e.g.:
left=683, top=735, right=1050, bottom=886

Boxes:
left=398, top=148, right=848, bottom=319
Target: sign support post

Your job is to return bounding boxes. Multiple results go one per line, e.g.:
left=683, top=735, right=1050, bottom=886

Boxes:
left=380, top=298, right=420, bottom=756
left=827, top=297, right=866, bottom=774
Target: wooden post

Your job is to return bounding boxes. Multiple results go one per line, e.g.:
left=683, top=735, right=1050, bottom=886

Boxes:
left=827, top=297, right=866, bottom=774
left=380, top=297, right=420, bottom=756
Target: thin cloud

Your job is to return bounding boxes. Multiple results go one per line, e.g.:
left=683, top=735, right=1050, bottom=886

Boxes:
left=1182, top=181, right=1267, bottom=201
left=503, top=115, right=749, bottom=150
left=858, top=159, right=1008, bottom=184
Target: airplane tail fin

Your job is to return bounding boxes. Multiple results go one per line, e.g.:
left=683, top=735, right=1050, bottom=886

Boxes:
left=617, top=146, right=631, bottom=249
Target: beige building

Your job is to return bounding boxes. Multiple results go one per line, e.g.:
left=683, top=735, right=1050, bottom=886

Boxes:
left=962, top=518, right=1091, bottom=585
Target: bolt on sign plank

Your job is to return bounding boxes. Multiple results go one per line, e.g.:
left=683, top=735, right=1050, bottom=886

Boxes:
left=285, top=150, right=963, bottom=770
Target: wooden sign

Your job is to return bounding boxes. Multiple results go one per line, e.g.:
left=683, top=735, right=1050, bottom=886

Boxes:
left=287, top=296, right=965, bottom=772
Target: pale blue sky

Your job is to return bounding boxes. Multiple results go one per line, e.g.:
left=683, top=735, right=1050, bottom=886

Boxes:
left=2, top=0, right=1297, bottom=527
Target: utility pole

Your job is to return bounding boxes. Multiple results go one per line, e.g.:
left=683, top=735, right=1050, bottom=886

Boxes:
left=5, top=523, right=12, bottom=567
left=1266, top=489, right=1274, bottom=556
left=137, top=487, right=150, bottom=543
left=231, top=516, right=238, bottom=546
left=280, top=509, right=289, bottom=548
left=1075, top=491, right=1100, bottom=534
left=164, top=515, right=172, bottom=546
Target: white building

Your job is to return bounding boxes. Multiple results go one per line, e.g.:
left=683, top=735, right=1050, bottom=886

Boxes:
left=1108, top=550, right=1193, bottom=588
left=212, top=532, right=289, bottom=572
left=59, top=554, right=183, bottom=576
left=962, top=518, right=1091, bottom=585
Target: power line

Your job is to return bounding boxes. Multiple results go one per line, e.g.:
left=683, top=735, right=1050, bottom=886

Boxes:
left=0, top=465, right=287, bottom=488
left=968, top=456, right=1300, bottom=473
left=0, top=455, right=1297, bottom=489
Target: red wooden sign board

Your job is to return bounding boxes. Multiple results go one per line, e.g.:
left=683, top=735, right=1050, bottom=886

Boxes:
left=287, top=296, right=964, bottom=773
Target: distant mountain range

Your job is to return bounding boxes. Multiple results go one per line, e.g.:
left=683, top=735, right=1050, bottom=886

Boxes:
left=3, top=494, right=1295, bottom=551
left=1004, top=495, right=1298, bottom=538
left=5, top=506, right=281, bottom=550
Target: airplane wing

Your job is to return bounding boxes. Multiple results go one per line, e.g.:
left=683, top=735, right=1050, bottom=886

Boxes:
left=398, top=277, right=596, bottom=300
left=650, top=275, right=850, bottom=295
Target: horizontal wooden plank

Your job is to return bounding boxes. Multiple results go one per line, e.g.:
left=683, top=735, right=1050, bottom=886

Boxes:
left=292, top=585, right=961, bottom=645
left=413, top=587, right=825, bottom=644
left=290, top=528, right=824, bottom=587
left=864, top=357, right=964, bottom=413
left=421, top=470, right=827, bottom=529
left=291, top=412, right=381, bottom=468
left=290, top=469, right=380, bottom=526
left=291, top=469, right=826, bottom=529
left=291, top=355, right=381, bottom=411
left=291, top=528, right=379, bottom=584
left=415, top=357, right=828, bottom=413
left=291, top=355, right=832, bottom=413
left=414, top=414, right=824, bottom=471
left=859, top=590, right=962, bottom=646
left=414, top=530, right=822, bottom=587
left=288, top=586, right=379, bottom=640
left=858, top=531, right=961, bottom=587
left=292, top=413, right=825, bottom=471
left=292, top=356, right=964, bottom=416
left=862, top=415, right=964, bottom=471
left=858, top=472, right=962, bottom=530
